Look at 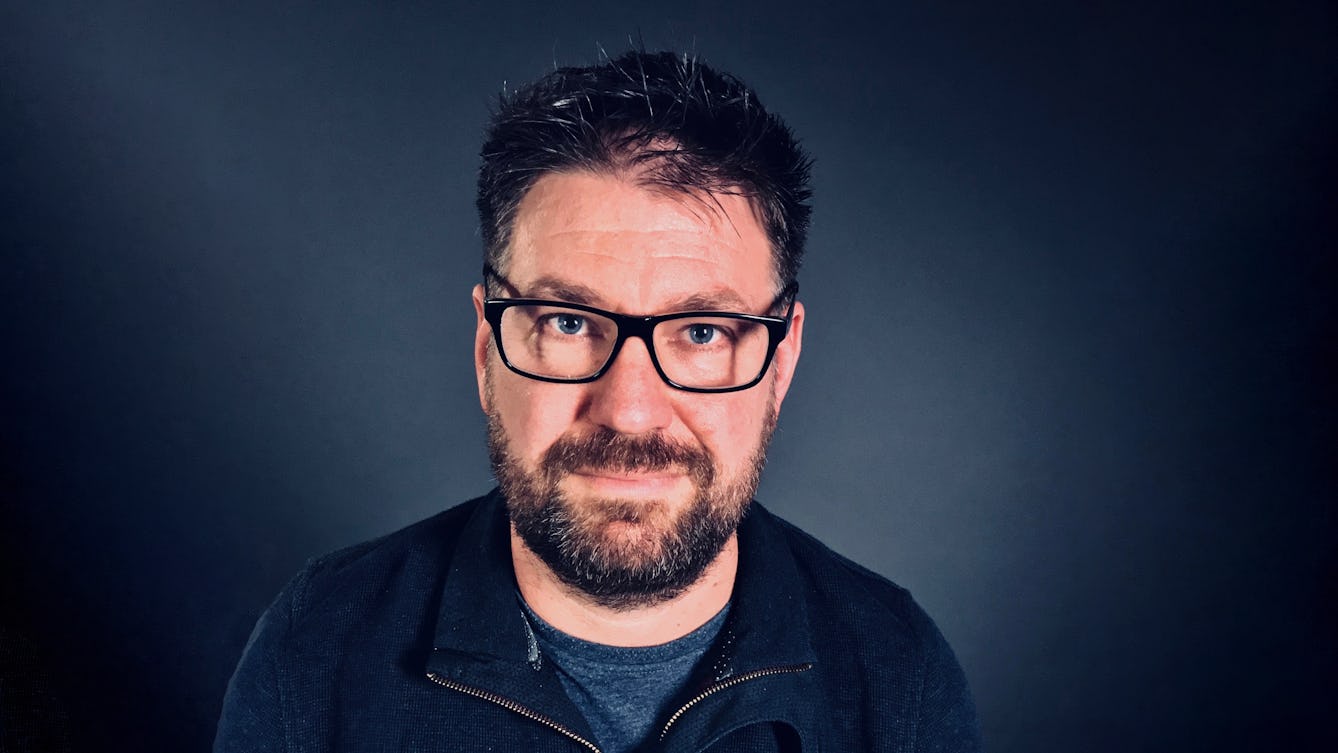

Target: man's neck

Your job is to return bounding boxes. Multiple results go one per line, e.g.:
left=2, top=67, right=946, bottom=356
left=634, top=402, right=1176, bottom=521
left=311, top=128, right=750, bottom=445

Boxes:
left=509, top=529, right=738, bottom=648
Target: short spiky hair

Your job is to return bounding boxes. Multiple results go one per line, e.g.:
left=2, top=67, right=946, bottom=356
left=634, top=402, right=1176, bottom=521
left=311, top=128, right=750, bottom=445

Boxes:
left=477, top=50, right=813, bottom=293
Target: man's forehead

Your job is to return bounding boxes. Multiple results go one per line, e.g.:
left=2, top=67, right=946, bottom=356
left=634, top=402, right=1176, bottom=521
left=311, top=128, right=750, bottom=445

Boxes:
left=500, top=171, right=778, bottom=310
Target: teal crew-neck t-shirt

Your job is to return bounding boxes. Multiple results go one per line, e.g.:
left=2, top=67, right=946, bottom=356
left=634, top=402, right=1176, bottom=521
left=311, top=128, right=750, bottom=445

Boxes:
left=519, top=598, right=730, bottom=753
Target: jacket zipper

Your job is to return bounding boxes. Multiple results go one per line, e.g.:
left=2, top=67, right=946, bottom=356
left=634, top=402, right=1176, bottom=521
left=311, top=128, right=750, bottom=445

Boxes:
left=426, top=672, right=603, bottom=753
left=658, top=662, right=814, bottom=741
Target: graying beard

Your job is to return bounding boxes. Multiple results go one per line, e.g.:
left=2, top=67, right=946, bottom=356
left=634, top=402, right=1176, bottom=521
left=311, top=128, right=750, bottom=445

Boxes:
left=488, top=419, right=768, bottom=611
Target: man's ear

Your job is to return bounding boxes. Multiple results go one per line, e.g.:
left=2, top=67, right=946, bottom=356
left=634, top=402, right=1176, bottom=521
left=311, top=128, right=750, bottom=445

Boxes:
left=472, top=284, right=491, bottom=413
left=770, top=300, right=804, bottom=411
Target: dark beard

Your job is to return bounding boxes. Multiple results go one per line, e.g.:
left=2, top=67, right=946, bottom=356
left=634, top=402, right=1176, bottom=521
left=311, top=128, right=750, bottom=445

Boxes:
left=488, top=418, right=773, bottom=610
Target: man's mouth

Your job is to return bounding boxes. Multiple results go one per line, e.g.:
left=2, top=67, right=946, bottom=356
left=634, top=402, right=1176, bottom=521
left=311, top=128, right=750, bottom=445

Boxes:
left=565, top=468, right=690, bottom=496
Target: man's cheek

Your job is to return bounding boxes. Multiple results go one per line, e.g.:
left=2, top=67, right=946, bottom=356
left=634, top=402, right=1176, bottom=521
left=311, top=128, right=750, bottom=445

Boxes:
left=684, top=400, right=750, bottom=447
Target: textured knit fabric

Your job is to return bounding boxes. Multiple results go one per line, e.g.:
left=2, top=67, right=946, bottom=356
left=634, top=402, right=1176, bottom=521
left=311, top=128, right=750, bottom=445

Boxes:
left=215, top=490, right=983, bottom=752
left=521, top=597, right=730, bottom=753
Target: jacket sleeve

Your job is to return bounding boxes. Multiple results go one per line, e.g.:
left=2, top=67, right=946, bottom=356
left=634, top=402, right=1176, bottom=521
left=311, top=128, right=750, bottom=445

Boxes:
left=914, top=616, right=982, bottom=753
left=213, top=573, right=303, bottom=753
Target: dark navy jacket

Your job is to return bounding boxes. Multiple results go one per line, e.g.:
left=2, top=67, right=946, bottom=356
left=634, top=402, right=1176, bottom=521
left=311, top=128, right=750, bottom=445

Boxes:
left=215, top=491, right=981, bottom=752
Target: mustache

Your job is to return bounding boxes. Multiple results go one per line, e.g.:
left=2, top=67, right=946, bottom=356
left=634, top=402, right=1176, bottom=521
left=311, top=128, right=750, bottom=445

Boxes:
left=541, top=427, right=714, bottom=482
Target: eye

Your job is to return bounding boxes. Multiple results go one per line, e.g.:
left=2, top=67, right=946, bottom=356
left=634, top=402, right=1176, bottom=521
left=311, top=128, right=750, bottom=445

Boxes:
left=551, top=313, right=585, bottom=335
left=686, top=323, right=717, bottom=344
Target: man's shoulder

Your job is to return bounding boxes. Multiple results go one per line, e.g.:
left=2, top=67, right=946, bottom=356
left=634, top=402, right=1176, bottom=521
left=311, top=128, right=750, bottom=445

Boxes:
left=751, top=504, right=940, bottom=641
left=274, top=494, right=487, bottom=628
left=751, top=504, right=982, bottom=748
left=305, top=494, right=482, bottom=573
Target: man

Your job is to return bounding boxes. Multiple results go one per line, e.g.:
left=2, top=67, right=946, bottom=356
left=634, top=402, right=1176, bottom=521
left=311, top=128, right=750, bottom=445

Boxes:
left=216, top=50, right=981, bottom=752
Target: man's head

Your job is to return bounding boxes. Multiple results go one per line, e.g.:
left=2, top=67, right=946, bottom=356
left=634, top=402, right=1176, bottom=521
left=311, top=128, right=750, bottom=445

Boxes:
left=477, top=50, right=812, bottom=292
left=472, top=51, right=812, bottom=610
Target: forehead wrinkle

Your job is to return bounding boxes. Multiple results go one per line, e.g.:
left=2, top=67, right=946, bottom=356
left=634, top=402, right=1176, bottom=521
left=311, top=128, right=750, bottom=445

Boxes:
left=643, top=183, right=746, bottom=241
left=508, top=271, right=754, bottom=315
left=504, top=172, right=779, bottom=311
left=629, top=189, right=780, bottom=293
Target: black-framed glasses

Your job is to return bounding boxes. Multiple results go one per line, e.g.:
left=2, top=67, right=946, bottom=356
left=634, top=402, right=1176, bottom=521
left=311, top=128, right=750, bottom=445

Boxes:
left=482, top=267, right=797, bottom=394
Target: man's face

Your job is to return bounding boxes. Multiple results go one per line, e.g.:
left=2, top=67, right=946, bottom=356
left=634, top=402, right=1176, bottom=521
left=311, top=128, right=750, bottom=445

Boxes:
left=472, top=171, right=805, bottom=609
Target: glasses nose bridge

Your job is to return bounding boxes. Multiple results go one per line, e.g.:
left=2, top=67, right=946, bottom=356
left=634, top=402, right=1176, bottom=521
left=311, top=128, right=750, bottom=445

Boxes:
left=617, top=313, right=659, bottom=345
left=606, top=313, right=663, bottom=369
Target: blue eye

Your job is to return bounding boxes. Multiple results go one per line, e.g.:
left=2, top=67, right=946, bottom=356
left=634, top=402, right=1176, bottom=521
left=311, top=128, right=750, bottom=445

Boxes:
left=687, top=324, right=716, bottom=344
left=554, top=314, right=585, bottom=335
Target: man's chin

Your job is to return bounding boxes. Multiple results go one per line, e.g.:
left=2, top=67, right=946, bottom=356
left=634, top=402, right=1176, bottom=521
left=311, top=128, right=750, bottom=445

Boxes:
left=509, top=488, right=739, bottom=609
left=585, top=527, right=674, bottom=574
left=591, top=509, right=682, bottom=548
left=560, top=494, right=680, bottom=547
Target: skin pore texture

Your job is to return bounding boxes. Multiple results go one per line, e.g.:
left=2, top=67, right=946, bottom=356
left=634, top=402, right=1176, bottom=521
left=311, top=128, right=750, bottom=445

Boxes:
left=472, top=171, right=805, bottom=647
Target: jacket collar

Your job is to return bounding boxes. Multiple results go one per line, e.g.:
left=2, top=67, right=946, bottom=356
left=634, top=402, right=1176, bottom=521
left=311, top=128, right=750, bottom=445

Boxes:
left=429, top=490, right=817, bottom=669
left=424, top=490, right=821, bottom=746
left=707, top=502, right=819, bottom=676
left=430, top=489, right=535, bottom=664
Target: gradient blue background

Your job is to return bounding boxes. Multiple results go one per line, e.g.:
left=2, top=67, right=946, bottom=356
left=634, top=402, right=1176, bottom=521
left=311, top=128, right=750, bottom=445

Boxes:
left=2, top=1, right=1334, bottom=750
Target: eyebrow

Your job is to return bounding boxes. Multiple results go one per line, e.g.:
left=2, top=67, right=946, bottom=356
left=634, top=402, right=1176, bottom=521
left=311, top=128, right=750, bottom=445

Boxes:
left=673, top=290, right=751, bottom=312
left=523, top=276, right=606, bottom=306
left=520, top=275, right=753, bottom=314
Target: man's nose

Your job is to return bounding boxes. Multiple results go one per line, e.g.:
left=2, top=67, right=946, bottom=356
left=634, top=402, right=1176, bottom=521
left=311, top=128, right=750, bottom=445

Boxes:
left=584, top=336, right=674, bottom=435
